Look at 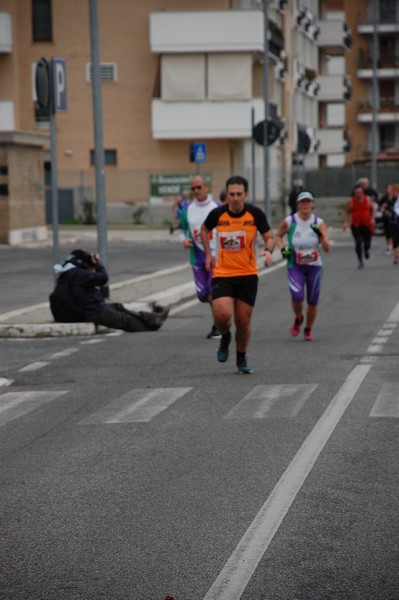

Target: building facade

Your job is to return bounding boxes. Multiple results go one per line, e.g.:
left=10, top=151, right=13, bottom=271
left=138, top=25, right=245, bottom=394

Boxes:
left=0, top=0, right=376, bottom=235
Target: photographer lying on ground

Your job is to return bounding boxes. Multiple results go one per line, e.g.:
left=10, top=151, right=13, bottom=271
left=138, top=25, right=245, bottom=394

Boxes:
left=50, top=248, right=169, bottom=332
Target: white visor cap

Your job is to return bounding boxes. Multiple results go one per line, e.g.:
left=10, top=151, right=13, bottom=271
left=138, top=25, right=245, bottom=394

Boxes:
left=296, top=191, right=315, bottom=203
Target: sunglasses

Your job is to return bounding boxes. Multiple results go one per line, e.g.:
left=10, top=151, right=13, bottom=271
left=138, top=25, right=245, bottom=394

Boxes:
left=191, top=185, right=203, bottom=191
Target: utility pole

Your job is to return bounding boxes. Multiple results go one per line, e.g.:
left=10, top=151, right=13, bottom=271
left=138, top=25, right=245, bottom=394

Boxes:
left=88, top=0, right=109, bottom=286
left=371, top=0, right=379, bottom=191
left=263, top=0, right=270, bottom=222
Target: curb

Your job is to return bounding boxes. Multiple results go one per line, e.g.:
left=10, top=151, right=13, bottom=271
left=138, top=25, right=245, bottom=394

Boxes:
left=0, top=280, right=197, bottom=339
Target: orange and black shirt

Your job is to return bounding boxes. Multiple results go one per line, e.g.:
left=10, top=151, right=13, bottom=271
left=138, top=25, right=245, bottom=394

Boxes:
left=203, top=203, right=270, bottom=278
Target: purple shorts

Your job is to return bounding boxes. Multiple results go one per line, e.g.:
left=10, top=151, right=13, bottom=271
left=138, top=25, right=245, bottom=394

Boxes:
left=192, top=264, right=213, bottom=303
left=287, top=265, right=322, bottom=306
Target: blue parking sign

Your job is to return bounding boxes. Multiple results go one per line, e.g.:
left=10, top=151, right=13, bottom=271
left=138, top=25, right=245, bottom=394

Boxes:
left=190, top=142, right=207, bottom=163
left=51, top=57, right=67, bottom=112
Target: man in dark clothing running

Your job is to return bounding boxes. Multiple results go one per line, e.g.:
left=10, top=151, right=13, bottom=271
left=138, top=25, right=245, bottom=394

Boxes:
left=50, top=249, right=169, bottom=331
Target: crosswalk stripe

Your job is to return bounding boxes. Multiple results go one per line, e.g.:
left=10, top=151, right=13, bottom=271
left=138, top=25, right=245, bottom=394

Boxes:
left=78, top=387, right=193, bottom=424
left=224, top=384, right=318, bottom=420
left=50, top=348, right=79, bottom=359
left=370, top=383, right=399, bottom=418
left=0, top=391, right=69, bottom=427
left=18, top=362, right=48, bottom=372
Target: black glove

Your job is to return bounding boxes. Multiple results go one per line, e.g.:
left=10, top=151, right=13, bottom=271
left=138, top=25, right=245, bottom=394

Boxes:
left=281, top=247, right=292, bottom=259
left=310, top=223, right=323, bottom=239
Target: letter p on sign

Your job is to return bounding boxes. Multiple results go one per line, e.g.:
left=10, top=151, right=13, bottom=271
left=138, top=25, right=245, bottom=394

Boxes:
left=51, top=57, right=67, bottom=112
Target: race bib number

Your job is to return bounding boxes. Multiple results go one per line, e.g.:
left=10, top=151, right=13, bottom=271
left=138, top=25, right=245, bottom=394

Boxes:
left=219, top=231, right=245, bottom=251
left=297, top=250, right=319, bottom=264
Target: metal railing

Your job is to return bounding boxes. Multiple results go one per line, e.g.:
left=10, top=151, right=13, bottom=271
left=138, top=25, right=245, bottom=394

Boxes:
left=357, top=97, right=399, bottom=113
left=358, top=51, right=399, bottom=70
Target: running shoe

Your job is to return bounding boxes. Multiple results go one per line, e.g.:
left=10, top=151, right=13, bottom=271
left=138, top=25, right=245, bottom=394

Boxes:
left=304, top=327, right=314, bottom=341
left=236, top=356, right=254, bottom=374
left=207, top=324, right=222, bottom=339
left=365, top=249, right=370, bottom=259
left=290, top=315, right=304, bottom=337
left=217, top=331, right=231, bottom=362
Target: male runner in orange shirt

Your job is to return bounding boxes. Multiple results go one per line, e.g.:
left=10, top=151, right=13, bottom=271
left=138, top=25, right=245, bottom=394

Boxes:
left=200, top=175, right=275, bottom=374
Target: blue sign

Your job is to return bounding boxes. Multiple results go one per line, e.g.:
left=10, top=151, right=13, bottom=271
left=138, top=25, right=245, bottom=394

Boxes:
left=51, top=57, right=67, bottom=112
left=190, top=142, right=207, bottom=163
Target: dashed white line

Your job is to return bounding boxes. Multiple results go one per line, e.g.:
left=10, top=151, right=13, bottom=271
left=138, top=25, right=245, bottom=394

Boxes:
left=50, top=348, right=79, bottom=359
left=18, top=362, right=48, bottom=372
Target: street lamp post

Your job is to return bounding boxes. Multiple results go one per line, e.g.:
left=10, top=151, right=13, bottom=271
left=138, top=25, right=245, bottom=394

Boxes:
left=88, top=0, right=109, bottom=288
left=263, top=0, right=270, bottom=222
left=371, top=0, right=379, bottom=191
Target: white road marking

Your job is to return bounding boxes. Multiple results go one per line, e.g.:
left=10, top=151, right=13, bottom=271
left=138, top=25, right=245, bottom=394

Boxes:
left=370, top=383, right=399, bottom=417
left=367, top=344, right=383, bottom=354
left=18, top=362, right=48, bottom=372
left=376, top=329, right=393, bottom=337
left=0, top=391, right=68, bottom=427
left=170, top=262, right=285, bottom=316
left=78, top=387, right=192, bottom=424
left=80, top=338, right=104, bottom=345
left=371, top=337, right=389, bottom=344
left=202, top=364, right=372, bottom=600
left=224, top=384, right=318, bottom=420
left=0, top=378, right=13, bottom=388
left=359, top=356, right=378, bottom=364
left=50, top=348, right=79, bottom=359
left=386, top=303, right=399, bottom=323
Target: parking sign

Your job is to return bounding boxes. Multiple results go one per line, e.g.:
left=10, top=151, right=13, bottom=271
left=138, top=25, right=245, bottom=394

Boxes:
left=51, top=57, right=67, bottom=112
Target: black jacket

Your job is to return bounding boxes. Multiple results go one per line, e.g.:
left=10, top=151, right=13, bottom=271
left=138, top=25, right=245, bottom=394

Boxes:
left=66, top=263, right=108, bottom=320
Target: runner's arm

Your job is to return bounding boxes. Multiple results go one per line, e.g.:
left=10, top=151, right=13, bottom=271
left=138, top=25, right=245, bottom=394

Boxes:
left=200, top=223, right=216, bottom=272
left=259, top=230, right=275, bottom=266
left=343, top=200, right=351, bottom=230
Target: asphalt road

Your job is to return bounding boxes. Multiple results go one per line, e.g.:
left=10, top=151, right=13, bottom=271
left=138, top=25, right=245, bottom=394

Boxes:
left=0, top=228, right=185, bottom=313
left=1, top=232, right=399, bottom=600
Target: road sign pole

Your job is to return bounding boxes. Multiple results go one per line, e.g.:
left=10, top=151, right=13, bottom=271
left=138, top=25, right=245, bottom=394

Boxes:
left=263, top=0, right=270, bottom=222
left=88, top=0, right=109, bottom=291
left=49, top=60, right=60, bottom=267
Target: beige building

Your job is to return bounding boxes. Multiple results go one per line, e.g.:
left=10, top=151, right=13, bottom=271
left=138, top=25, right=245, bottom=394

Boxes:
left=0, top=0, right=365, bottom=237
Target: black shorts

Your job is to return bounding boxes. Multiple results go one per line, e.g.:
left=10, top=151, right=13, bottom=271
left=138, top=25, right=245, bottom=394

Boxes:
left=211, top=275, right=258, bottom=307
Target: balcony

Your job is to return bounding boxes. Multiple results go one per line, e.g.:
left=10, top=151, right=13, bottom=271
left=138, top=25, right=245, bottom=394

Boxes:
left=357, top=51, right=399, bottom=79
left=357, top=97, right=399, bottom=123
left=150, top=10, right=264, bottom=54
left=151, top=98, right=264, bottom=139
left=317, top=20, right=351, bottom=49
left=0, top=12, right=12, bottom=53
left=358, top=50, right=399, bottom=69
left=357, top=9, right=399, bottom=34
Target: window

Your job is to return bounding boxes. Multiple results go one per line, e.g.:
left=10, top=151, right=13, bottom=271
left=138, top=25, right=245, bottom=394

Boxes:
left=90, top=149, right=117, bottom=166
left=86, top=63, right=118, bottom=83
left=32, top=0, right=52, bottom=42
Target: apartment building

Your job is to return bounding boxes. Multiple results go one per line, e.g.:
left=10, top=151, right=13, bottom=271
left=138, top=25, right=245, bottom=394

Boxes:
left=345, top=0, right=399, bottom=168
left=0, top=0, right=356, bottom=239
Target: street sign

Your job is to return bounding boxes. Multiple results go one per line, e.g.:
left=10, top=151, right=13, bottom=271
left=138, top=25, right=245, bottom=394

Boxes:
left=51, top=57, right=67, bottom=112
left=35, top=57, right=50, bottom=108
left=190, top=142, right=207, bottom=163
left=253, top=119, right=282, bottom=147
